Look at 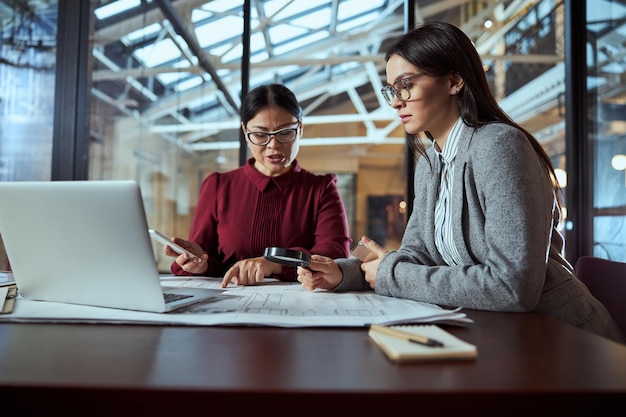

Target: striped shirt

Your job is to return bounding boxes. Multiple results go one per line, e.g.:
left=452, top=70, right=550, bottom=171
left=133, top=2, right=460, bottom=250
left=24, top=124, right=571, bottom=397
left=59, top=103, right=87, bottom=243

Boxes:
left=433, top=117, right=466, bottom=266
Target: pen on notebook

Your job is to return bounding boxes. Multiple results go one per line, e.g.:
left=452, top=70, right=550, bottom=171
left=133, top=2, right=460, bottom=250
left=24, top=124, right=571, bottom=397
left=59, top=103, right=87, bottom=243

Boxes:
left=369, top=324, right=445, bottom=347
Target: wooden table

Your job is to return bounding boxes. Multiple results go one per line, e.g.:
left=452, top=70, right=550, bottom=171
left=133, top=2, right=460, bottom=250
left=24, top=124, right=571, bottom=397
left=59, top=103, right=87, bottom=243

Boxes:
left=1, top=310, right=625, bottom=416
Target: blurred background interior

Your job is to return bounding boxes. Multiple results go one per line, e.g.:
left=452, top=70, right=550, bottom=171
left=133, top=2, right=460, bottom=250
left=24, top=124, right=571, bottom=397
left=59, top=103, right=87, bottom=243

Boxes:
left=0, top=0, right=624, bottom=272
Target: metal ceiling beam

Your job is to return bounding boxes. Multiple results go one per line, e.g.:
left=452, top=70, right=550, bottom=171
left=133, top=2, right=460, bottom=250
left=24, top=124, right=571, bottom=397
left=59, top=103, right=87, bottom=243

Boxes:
left=153, top=0, right=240, bottom=115
left=188, top=136, right=406, bottom=151
left=149, top=110, right=397, bottom=133
left=91, top=52, right=562, bottom=82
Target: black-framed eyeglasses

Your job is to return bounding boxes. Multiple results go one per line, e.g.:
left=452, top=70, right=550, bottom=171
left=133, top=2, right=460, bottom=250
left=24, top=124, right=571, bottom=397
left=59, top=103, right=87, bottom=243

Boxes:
left=245, top=125, right=300, bottom=146
left=380, top=72, right=427, bottom=106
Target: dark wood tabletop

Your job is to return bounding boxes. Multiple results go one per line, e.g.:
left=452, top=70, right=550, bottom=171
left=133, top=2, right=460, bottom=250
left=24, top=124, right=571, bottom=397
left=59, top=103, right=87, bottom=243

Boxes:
left=1, top=310, right=625, bottom=416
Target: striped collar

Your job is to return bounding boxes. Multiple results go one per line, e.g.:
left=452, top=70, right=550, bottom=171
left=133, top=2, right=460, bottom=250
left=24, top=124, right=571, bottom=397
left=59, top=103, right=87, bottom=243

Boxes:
left=433, top=117, right=465, bottom=165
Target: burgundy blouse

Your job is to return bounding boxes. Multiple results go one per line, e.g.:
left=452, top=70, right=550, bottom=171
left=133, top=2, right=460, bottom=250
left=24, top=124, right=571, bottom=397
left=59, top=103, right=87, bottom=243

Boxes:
left=171, top=158, right=351, bottom=280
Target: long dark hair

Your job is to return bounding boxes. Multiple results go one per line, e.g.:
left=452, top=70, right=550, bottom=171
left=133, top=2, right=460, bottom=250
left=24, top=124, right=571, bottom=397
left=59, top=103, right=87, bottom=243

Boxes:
left=240, top=83, right=303, bottom=126
left=384, top=22, right=562, bottom=210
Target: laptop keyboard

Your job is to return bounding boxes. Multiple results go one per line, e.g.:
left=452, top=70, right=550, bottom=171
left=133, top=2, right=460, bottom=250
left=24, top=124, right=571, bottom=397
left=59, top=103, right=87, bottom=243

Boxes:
left=164, top=292, right=193, bottom=304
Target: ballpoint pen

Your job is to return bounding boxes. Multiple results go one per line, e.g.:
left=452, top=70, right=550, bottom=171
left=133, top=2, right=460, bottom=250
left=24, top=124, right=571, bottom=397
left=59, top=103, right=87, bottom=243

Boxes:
left=369, top=324, right=445, bottom=347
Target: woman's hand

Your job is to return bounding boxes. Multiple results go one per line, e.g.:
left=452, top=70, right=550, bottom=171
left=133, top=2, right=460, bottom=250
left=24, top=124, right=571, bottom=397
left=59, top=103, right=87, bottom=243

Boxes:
left=221, top=257, right=282, bottom=288
left=297, top=255, right=343, bottom=291
left=164, top=237, right=208, bottom=275
left=358, top=235, right=388, bottom=289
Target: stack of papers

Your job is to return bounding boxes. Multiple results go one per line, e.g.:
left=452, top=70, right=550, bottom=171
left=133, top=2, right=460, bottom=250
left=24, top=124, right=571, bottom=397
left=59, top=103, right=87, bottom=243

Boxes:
left=0, top=277, right=473, bottom=328
left=0, top=271, right=15, bottom=287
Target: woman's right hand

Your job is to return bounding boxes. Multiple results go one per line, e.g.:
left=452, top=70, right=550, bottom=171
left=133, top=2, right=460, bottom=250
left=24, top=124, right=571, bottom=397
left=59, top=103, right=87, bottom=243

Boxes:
left=164, top=237, right=208, bottom=274
left=297, top=255, right=343, bottom=291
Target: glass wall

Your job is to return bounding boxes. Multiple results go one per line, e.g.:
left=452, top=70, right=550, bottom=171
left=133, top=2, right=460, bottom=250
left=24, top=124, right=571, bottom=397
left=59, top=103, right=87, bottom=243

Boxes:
left=586, top=0, right=626, bottom=261
left=84, top=0, right=572, bottom=271
left=0, top=0, right=57, bottom=270
left=0, top=1, right=56, bottom=184
left=86, top=0, right=410, bottom=271
left=1, top=0, right=621, bottom=271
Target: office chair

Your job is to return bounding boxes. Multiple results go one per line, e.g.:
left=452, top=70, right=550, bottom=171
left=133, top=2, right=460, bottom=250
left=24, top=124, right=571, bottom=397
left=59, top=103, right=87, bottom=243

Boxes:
left=574, top=256, right=626, bottom=337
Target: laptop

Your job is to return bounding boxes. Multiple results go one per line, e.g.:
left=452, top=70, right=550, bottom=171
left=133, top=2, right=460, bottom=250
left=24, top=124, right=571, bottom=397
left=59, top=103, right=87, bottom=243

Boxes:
left=0, top=180, right=223, bottom=313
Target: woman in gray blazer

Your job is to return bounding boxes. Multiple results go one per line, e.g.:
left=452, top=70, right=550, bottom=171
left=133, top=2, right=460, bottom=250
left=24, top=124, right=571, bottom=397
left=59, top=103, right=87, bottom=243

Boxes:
left=297, top=22, right=624, bottom=343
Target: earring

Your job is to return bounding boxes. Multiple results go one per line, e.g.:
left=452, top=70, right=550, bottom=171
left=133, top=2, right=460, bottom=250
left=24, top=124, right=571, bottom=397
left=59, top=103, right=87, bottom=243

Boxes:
left=451, top=89, right=457, bottom=95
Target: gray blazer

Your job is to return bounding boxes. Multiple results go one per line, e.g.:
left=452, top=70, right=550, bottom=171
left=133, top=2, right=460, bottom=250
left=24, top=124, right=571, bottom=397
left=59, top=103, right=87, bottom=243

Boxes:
left=335, top=122, right=623, bottom=343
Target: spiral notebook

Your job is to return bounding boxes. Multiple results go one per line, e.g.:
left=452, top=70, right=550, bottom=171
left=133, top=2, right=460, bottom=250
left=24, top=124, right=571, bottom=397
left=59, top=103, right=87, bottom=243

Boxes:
left=368, top=325, right=477, bottom=362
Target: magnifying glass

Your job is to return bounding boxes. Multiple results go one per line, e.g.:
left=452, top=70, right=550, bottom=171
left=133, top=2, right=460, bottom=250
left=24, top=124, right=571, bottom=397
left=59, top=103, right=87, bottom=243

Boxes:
left=263, top=247, right=311, bottom=268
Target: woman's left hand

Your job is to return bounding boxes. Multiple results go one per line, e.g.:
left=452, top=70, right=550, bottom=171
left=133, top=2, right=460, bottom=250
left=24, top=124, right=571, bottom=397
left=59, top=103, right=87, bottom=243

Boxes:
left=221, top=257, right=281, bottom=287
left=358, top=236, right=387, bottom=289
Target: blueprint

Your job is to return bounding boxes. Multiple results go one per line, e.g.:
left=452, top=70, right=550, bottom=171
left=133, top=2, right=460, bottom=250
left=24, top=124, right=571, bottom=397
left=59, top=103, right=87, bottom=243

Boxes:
left=3, top=277, right=471, bottom=328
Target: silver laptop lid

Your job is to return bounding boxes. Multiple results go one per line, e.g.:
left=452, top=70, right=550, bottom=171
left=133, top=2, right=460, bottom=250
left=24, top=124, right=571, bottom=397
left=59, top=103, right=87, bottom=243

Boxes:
left=0, top=180, right=168, bottom=312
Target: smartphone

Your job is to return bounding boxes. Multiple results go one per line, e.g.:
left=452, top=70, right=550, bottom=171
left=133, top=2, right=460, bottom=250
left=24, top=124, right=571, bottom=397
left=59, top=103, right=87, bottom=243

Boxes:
left=149, top=229, right=199, bottom=260
left=351, top=240, right=373, bottom=262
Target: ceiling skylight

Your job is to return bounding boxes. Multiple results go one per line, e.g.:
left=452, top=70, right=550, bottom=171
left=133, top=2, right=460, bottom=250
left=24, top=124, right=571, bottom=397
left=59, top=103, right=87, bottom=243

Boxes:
left=94, top=0, right=141, bottom=20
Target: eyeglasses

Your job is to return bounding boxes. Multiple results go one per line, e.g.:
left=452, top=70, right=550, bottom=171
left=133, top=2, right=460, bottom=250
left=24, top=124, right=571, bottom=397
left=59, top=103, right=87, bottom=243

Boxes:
left=380, top=72, right=427, bottom=106
left=245, top=125, right=299, bottom=146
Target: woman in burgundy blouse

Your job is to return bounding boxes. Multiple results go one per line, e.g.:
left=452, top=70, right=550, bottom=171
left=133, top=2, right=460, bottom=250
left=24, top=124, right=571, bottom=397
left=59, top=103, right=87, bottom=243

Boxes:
left=165, top=84, right=351, bottom=286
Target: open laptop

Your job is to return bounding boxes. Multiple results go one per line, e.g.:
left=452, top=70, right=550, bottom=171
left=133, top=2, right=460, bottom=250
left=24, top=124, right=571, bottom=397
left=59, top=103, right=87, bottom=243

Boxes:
left=0, top=180, right=223, bottom=313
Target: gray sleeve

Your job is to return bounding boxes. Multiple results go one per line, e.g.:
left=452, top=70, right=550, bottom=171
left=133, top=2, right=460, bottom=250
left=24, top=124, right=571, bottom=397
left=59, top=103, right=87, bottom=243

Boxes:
left=331, top=257, right=372, bottom=292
